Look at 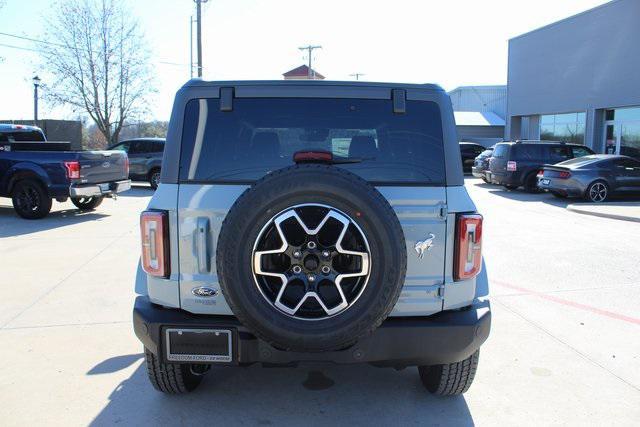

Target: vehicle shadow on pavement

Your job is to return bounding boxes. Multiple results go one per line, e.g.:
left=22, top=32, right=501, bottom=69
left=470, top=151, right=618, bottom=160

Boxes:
left=0, top=207, right=109, bottom=238
left=89, top=361, right=474, bottom=426
left=118, top=186, right=155, bottom=197
left=486, top=188, right=572, bottom=207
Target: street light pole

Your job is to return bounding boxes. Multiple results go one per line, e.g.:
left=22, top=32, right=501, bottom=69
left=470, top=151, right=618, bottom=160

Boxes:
left=349, top=73, right=365, bottom=81
left=194, top=0, right=208, bottom=78
left=32, top=75, right=41, bottom=122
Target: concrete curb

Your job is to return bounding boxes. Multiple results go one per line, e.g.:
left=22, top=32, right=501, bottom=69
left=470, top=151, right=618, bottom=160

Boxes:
left=567, top=204, right=640, bottom=223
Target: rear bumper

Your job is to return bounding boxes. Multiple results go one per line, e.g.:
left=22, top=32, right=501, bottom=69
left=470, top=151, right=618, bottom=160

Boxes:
left=133, top=296, right=491, bottom=367
left=537, top=177, right=586, bottom=197
left=69, top=179, right=131, bottom=197
left=491, top=171, right=521, bottom=186
left=471, top=166, right=486, bottom=178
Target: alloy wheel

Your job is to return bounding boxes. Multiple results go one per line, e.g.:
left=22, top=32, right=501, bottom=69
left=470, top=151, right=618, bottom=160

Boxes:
left=151, top=172, right=160, bottom=189
left=252, top=204, right=371, bottom=320
left=15, top=186, right=40, bottom=213
left=589, top=182, right=607, bottom=202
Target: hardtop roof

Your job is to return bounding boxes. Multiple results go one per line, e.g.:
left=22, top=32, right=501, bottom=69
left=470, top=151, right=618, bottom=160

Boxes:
left=180, top=79, right=444, bottom=92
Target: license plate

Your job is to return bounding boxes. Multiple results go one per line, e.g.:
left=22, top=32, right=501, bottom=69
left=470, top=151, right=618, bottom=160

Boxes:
left=99, top=183, right=110, bottom=192
left=165, top=328, right=232, bottom=363
left=540, top=179, right=550, bottom=185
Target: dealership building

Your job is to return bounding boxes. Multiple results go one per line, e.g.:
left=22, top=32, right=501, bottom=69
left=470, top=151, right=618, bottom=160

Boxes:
left=505, top=0, right=640, bottom=159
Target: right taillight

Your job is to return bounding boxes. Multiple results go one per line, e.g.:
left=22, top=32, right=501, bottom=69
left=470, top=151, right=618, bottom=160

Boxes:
left=506, top=161, right=517, bottom=171
left=558, top=171, right=571, bottom=179
left=454, top=214, right=483, bottom=282
left=140, top=210, right=170, bottom=278
left=64, top=161, right=81, bottom=179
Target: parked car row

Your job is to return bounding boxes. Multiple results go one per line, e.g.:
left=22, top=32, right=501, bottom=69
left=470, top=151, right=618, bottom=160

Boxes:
left=0, top=124, right=168, bottom=219
left=0, top=124, right=131, bottom=219
left=464, top=139, right=640, bottom=202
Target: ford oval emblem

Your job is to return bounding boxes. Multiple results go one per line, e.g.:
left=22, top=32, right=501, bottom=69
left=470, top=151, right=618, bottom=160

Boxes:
left=192, top=287, right=218, bottom=297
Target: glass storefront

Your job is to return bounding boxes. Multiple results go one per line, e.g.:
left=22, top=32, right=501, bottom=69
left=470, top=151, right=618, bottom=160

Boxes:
left=540, top=112, right=586, bottom=144
left=603, top=107, right=640, bottom=159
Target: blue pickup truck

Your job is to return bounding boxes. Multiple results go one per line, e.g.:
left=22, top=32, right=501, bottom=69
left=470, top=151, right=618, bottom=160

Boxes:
left=0, top=124, right=131, bottom=219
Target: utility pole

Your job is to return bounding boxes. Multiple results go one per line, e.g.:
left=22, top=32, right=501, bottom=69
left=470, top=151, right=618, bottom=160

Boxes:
left=298, top=45, right=322, bottom=79
left=194, top=0, right=208, bottom=77
left=189, top=16, right=194, bottom=78
left=32, top=75, right=41, bottom=122
left=349, top=73, right=365, bottom=81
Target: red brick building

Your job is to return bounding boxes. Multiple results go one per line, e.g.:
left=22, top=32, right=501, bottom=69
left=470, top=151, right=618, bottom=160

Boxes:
left=282, top=65, right=325, bottom=80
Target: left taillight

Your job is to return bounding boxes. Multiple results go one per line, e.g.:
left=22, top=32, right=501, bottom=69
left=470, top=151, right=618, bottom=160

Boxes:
left=454, top=213, right=483, bottom=282
left=140, top=210, right=170, bottom=278
left=64, top=161, right=81, bottom=179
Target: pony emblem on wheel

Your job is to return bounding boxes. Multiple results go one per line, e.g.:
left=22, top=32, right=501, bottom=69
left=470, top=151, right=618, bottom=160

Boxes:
left=414, top=234, right=435, bottom=259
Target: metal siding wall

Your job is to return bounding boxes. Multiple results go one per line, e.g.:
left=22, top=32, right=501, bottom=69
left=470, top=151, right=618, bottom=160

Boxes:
left=506, top=0, right=640, bottom=151
left=449, top=86, right=507, bottom=119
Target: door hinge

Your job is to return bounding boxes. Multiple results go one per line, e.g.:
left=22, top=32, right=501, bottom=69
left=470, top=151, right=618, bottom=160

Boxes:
left=439, top=204, right=448, bottom=219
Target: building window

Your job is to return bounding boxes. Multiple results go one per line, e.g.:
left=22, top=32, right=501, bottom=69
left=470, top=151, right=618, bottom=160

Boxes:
left=539, top=112, right=586, bottom=144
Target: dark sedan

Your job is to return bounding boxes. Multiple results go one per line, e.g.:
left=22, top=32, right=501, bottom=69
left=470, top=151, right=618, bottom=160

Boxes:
left=538, top=155, right=640, bottom=202
left=471, top=147, right=494, bottom=182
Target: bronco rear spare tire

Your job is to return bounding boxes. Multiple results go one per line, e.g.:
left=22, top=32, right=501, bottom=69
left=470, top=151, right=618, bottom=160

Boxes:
left=216, top=164, right=407, bottom=352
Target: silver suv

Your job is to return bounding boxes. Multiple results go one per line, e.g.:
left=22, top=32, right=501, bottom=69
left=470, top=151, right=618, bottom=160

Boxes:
left=133, top=81, right=490, bottom=395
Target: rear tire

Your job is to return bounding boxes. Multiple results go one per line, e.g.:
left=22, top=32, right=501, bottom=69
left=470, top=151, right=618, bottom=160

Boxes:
left=71, top=196, right=104, bottom=211
left=418, top=350, right=480, bottom=396
left=149, top=169, right=161, bottom=190
left=503, top=184, right=518, bottom=191
left=524, top=173, right=540, bottom=193
left=11, top=179, right=52, bottom=219
left=144, top=348, right=204, bottom=394
left=481, top=177, right=490, bottom=184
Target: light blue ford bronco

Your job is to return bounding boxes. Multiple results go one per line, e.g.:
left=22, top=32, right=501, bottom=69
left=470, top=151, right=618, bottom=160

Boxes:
left=133, top=80, right=490, bottom=395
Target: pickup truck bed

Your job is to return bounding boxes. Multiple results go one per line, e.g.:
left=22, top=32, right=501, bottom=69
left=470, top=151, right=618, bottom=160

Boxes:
left=0, top=142, right=130, bottom=219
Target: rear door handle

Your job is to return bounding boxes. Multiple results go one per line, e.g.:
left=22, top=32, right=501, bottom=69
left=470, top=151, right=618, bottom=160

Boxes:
left=196, top=217, right=210, bottom=273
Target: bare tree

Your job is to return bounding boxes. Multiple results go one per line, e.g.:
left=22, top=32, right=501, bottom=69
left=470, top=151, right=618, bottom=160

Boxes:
left=39, top=0, right=155, bottom=146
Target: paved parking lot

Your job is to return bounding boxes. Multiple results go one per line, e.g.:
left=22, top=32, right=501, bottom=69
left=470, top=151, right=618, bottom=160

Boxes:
left=1, top=179, right=639, bottom=426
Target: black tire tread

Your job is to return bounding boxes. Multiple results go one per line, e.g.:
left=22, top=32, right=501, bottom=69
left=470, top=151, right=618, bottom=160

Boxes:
left=71, top=196, right=104, bottom=211
left=11, top=179, right=52, bottom=219
left=419, top=350, right=480, bottom=396
left=144, top=348, right=201, bottom=394
left=216, top=164, right=406, bottom=352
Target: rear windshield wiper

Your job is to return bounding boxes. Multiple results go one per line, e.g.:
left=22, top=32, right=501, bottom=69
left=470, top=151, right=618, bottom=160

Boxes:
left=293, top=150, right=373, bottom=165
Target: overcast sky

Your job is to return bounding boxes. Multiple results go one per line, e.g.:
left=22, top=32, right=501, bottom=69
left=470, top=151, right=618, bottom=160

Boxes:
left=0, top=0, right=608, bottom=122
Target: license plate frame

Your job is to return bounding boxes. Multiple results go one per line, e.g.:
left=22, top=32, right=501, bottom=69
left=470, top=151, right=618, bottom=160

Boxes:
left=165, top=328, right=233, bottom=363
left=99, top=183, right=110, bottom=192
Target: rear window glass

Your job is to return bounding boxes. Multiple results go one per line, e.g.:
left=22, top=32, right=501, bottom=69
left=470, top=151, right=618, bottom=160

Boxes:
left=492, top=144, right=509, bottom=158
left=512, top=144, right=544, bottom=159
left=0, top=130, right=46, bottom=142
left=179, top=98, right=445, bottom=185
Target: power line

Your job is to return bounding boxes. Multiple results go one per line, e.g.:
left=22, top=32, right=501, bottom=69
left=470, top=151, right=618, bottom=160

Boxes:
left=0, top=31, right=67, bottom=48
left=0, top=42, right=40, bottom=52
left=0, top=31, right=193, bottom=68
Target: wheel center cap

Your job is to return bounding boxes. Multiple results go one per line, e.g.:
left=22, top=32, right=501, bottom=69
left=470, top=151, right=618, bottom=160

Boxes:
left=303, top=255, right=319, bottom=271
